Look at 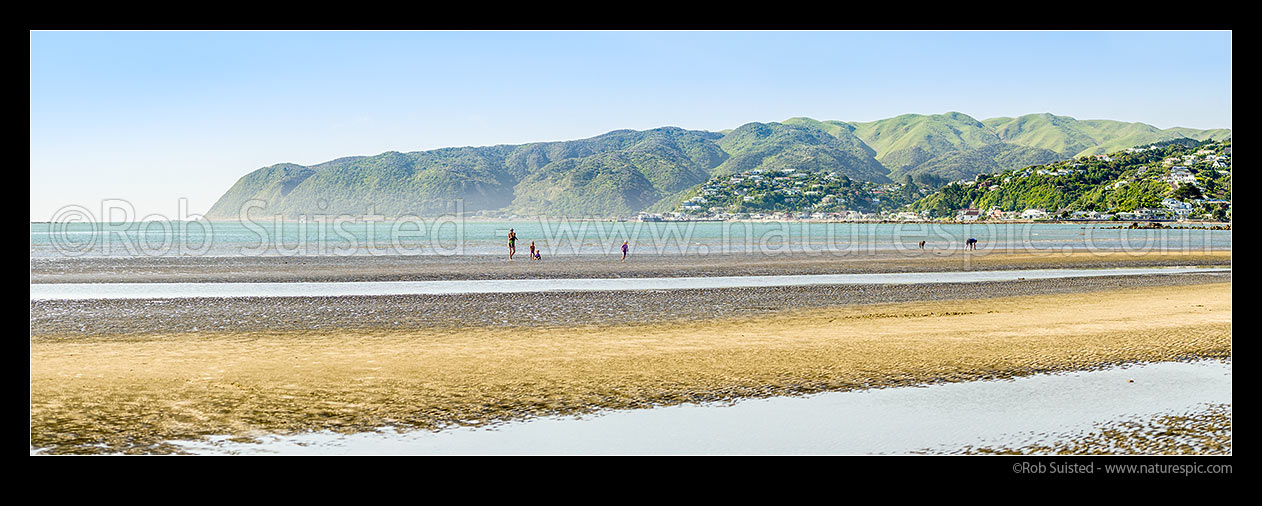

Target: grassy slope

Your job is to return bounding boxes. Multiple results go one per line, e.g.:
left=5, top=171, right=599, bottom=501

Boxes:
left=849, top=112, right=1001, bottom=172
left=206, top=114, right=1229, bottom=218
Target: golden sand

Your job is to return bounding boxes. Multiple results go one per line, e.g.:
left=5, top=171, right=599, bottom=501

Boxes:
left=30, top=282, right=1231, bottom=454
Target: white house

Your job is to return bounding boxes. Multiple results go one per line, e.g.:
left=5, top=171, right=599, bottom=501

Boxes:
left=1165, top=167, right=1198, bottom=186
left=956, top=208, right=982, bottom=221
left=1021, top=209, right=1049, bottom=220
left=1162, top=198, right=1192, bottom=210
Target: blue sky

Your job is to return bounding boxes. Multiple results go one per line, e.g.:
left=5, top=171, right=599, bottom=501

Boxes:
left=30, top=30, right=1232, bottom=220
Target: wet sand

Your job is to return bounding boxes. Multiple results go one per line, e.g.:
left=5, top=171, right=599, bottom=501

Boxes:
left=29, top=249, right=1232, bottom=284
left=169, top=360, right=1231, bottom=456
left=30, top=281, right=1231, bottom=454
left=945, top=403, right=1232, bottom=455
left=30, top=272, right=1230, bottom=337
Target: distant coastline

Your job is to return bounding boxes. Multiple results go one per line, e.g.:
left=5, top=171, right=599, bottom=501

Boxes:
left=32, top=217, right=1233, bottom=227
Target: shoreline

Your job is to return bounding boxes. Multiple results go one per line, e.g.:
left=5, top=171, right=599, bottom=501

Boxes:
left=26, top=267, right=1231, bottom=301
left=32, top=218, right=1233, bottom=225
left=30, top=249, right=1232, bottom=284
left=30, top=280, right=1231, bottom=454
left=168, top=361, right=1231, bottom=456
left=946, top=403, right=1232, bottom=456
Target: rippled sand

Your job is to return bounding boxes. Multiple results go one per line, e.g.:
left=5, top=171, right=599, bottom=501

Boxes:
left=30, top=272, right=1229, bottom=337
left=944, top=403, right=1232, bottom=455
left=30, top=281, right=1231, bottom=454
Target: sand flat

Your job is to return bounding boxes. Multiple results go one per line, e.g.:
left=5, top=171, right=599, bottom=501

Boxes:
left=30, top=249, right=1232, bottom=284
left=30, top=281, right=1231, bottom=454
left=170, top=361, right=1232, bottom=456
left=27, top=267, right=1229, bottom=300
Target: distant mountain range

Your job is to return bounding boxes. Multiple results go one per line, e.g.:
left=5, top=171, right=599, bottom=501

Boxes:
left=206, top=112, right=1231, bottom=219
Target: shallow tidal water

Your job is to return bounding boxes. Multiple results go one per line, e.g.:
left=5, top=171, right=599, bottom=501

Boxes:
left=29, top=266, right=1228, bottom=300
left=30, top=220, right=1233, bottom=259
left=173, top=359, right=1231, bottom=455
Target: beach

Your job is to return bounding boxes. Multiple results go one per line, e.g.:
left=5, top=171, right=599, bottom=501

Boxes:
left=31, top=271, right=1228, bottom=337
left=29, top=248, right=1231, bottom=284
left=31, top=30, right=1234, bottom=460
left=168, top=361, right=1231, bottom=456
left=29, top=248, right=1231, bottom=455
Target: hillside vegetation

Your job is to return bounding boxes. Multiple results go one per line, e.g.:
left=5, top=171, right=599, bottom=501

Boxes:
left=206, top=113, right=1230, bottom=219
left=911, top=139, right=1232, bottom=219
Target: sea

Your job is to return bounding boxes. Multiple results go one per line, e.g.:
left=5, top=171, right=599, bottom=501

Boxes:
left=30, top=220, right=1231, bottom=259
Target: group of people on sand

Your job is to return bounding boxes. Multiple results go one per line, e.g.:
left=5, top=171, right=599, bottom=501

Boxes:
left=507, top=228, right=629, bottom=262
left=506, top=229, right=542, bottom=261
left=917, top=238, right=977, bottom=250
left=508, top=227, right=975, bottom=260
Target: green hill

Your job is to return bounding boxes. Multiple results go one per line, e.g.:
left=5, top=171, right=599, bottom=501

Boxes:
left=910, top=139, right=1232, bottom=218
left=713, top=121, right=888, bottom=181
left=891, top=143, right=1064, bottom=183
left=983, top=113, right=1232, bottom=158
left=208, top=148, right=517, bottom=218
left=206, top=113, right=1230, bottom=219
left=850, top=112, right=1002, bottom=172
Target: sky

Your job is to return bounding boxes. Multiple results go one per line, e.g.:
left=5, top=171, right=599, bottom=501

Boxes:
left=30, top=30, right=1232, bottom=220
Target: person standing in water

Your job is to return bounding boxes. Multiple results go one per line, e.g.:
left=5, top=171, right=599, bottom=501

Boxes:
left=529, top=240, right=536, bottom=261
left=508, top=228, right=517, bottom=260
left=621, top=240, right=629, bottom=263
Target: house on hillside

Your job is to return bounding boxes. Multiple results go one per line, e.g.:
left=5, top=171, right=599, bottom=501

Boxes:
left=1021, top=209, right=1049, bottom=220
left=1165, top=167, right=1198, bottom=186
left=1118, top=208, right=1175, bottom=221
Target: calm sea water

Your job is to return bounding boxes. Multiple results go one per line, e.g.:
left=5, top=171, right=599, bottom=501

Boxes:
left=29, top=220, right=1232, bottom=259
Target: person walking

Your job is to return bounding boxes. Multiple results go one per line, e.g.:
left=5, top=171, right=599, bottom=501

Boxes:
left=621, top=240, right=629, bottom=263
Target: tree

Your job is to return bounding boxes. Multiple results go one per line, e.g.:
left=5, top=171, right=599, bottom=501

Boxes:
left=1212, top=205, right=1228, bottom=222
left=1171, top=184, right=1203, bottom=201
left=1202, top=177, right=1218, bottom=196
